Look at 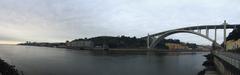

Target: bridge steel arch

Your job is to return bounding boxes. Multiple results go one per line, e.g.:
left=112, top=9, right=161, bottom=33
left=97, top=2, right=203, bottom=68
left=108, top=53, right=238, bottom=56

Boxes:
left=149, top=30, right=222, bottom=48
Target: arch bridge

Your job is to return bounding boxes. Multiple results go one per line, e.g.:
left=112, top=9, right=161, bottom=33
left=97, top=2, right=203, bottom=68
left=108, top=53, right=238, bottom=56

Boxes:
left=142, top=21, right=240, bottom=49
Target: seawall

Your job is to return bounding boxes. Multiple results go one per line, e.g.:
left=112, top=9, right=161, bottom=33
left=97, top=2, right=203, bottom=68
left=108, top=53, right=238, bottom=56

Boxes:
left=213, top=52, right=240, bottom=75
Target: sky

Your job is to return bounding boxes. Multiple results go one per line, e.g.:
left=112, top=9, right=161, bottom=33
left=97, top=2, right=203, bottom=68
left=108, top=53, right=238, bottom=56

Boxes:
left=0, top=0, right=239, bottom=45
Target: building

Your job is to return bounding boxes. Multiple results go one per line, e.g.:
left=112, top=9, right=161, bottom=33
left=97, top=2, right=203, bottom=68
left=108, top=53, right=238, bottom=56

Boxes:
left=226, top=39, right=240, bottom=50
left=196, top=45, right=212, bottom=51
left=165, top=43, right=190, bottom=50
left=67, top=40, right=94, bottom=49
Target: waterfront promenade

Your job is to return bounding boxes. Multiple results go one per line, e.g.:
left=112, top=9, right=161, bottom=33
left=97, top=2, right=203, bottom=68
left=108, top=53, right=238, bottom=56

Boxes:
left=212, top=51, right=240, bottom=75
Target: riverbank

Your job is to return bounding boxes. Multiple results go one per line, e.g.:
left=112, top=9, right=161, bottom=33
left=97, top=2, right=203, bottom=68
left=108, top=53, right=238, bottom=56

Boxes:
left=91, top=48, right=210, bottom=54
left=19, top=44, right=209, bottom=54
left=0, top=58, right=20, bottom=75
left=198, top=54, right=219, bottom=75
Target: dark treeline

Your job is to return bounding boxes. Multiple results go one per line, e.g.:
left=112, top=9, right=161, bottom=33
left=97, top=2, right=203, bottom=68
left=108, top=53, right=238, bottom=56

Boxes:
left=220, top=28, right=240, bottom=47
left=74, top=35, right=197, bottom=49
left=19, top=35, right=197, bottom=49
left=0, top=59, right=20, bottom=75
left=73, top=36, right=146, bottom=48
left=186, top=43, right=198, bottom=49
left=227, top=28, right=240, bottom=41
left=225, top=28, right=240, bottom=53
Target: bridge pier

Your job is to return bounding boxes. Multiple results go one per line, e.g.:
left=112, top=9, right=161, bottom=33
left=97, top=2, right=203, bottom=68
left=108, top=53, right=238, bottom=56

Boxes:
left=147, top=33, right=150, bottom=49
left=215, top=26, right=217, bottom=43
left=223, top=20, right=227, bottom=51
left=206, top=27, right=209, bottom=37
left=198, top=29, right=201, bottom=33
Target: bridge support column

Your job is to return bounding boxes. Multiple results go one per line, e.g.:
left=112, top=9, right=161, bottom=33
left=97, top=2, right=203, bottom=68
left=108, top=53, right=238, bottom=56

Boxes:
left=147, top=33, right=150, bottom=49
left=212, top=26, right=218, bottom=50
left=198, top=29, right=201, bottom=33
left=206, top=26, right=209, bottom=37
left=223, top=20, right=227, bottom=51
left=198, top=29, right=200, bottom=33
left=215, top=26, right=217, bottom=43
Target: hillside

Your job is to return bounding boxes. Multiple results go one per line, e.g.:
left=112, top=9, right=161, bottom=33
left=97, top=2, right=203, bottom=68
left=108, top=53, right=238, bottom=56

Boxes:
left=227, top=28, right=240, bottom=41
left=73, top=36, right=197, bottom=49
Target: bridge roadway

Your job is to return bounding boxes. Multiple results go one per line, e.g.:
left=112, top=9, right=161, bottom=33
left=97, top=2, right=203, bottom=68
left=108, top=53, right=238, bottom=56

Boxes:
left=178, top=24, right=240, bottom=30
left=143, top=24, right=240, bottom=38
left=142, top=21, right=240, bottom=49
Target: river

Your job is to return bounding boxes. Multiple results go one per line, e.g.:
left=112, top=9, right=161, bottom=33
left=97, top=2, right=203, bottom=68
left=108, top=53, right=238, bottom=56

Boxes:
left=0, top=45, right=208, bottom=75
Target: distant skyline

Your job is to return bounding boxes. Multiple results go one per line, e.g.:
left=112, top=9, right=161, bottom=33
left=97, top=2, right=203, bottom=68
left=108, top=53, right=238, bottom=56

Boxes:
left=0, top=0, right=239, bottom=45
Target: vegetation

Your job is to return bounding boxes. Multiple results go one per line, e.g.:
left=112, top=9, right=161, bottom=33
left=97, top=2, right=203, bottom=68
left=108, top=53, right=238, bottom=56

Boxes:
left=73, top=36, right=146, bottom=48
left=73, top=35, right=197, bottom=49
left=227, top=28, right=240, bottom=41
left=19, top=35, right=197, bottom=49
left=0, top=58, right=20, bottom=75
left=225, top=28, right=240, bottom=53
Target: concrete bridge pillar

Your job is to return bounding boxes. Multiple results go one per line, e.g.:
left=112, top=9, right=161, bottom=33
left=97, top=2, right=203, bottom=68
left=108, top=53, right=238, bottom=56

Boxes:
left=197, top=27, right=201, bottom=33
left=223, top=20, right=227, bottom=50
left=206, top=26, right=209, bottom=37
left=212, top=26, right=218, bottom=50
left=147, top=33, right=150, bottom=49
left=198, top=29, right=201, bottom=33
left=215, top=26, right=217, bottom=43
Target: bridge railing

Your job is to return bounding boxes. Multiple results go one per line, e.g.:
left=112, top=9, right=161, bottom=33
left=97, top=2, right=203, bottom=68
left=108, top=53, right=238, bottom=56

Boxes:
left=214, top=51, right=240, bottom=70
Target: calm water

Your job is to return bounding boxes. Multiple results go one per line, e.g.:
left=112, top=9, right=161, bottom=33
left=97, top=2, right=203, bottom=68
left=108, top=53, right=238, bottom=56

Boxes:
left=0, top=45, right=208, bottom=75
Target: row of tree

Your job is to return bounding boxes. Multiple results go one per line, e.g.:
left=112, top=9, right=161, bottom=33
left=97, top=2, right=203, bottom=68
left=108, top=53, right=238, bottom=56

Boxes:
left=227, top=28, right=240, bottom=41
left=19, top=35, right=198, bottom=49
left=72, top=35, right=197, bottom=49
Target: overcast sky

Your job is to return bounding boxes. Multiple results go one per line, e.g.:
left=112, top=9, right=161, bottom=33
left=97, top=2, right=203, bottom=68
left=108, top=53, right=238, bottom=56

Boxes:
left=0, top=0, right=239, bottom=44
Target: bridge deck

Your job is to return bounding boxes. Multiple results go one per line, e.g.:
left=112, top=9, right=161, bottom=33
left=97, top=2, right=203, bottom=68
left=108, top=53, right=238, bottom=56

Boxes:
left=179, top=24, right=240, bottom=30
left=142, top=24, right=240, bottom=39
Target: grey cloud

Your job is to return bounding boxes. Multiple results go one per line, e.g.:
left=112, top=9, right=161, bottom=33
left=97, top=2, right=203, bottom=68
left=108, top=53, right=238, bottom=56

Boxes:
left=0, top=0, right=239, bottom=44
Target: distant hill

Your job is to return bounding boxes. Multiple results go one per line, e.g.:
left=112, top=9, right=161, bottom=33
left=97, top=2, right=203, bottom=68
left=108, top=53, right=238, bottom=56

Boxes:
left=72, top=35, right=197, bottom=49
left=19, top=35, right=197, bottom=49
left=90, top=36, right=146, bottom=48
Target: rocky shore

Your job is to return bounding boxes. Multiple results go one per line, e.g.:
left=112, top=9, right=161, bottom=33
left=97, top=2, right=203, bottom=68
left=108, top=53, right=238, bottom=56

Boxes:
left=198, top=54, right=219, bottom=75
left=0, top=58, right=20, bottom=75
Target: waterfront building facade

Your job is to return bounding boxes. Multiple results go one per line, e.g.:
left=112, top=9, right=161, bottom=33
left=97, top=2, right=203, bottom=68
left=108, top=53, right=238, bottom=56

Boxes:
left=67, top=40, right=94, bottom=49
left=165, top=43, right=190, bottom=50
left=226, top=39, right=240, bottom=50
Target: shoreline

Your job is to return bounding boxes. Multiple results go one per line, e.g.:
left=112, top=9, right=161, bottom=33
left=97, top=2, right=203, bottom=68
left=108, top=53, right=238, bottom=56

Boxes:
left=198, top=54, right=219, bottom=75
left=18, top=45, right=210, bottom=55
left=19, top=44, right=210, bottom=51
left=0, top=58, right=20, bottom=75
